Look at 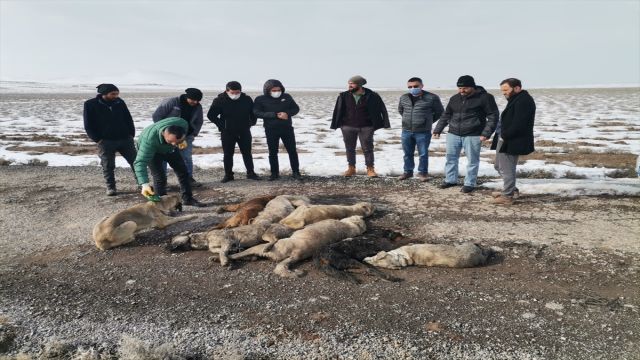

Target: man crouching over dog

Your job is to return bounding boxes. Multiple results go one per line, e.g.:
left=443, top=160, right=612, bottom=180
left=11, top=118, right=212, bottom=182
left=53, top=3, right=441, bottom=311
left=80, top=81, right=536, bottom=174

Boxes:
left=133, top=117, right=206, bottom=207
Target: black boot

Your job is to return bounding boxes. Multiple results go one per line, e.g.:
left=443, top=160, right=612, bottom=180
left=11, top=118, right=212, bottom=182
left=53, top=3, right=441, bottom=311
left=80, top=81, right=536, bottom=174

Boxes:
left=291, top=171, right=303, bottom=181
left=182, top=196, right=206, bottom=207
left=246, top=172, right=260, bottom=180
left=221, top=174, right=234, bottom=183
left=268, top=173, right=279, bottom=181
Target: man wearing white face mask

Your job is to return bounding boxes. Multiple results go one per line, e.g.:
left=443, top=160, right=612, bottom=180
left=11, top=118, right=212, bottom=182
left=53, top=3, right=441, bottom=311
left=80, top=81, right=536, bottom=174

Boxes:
left=253, top=79, right=302, bottom=181
left=207, top=81, right=259, bottom=183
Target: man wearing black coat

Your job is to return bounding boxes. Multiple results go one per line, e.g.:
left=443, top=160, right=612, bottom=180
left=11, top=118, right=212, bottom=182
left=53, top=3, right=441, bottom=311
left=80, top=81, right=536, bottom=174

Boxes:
left=207, top=81, right=259, bottom=183
left=83, top=83, right=137, bottom=196
left=254, top=79, right=302, bottom=181
left=331, top=75, right=390, bottom=177
left=490, top=78, right=536, bottom=205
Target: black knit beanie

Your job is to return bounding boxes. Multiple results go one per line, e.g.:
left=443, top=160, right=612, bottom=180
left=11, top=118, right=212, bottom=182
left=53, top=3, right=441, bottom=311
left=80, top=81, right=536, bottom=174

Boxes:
left=96, top=83, right=119, bottom=94
left=456, top=75, right=476, bottom=87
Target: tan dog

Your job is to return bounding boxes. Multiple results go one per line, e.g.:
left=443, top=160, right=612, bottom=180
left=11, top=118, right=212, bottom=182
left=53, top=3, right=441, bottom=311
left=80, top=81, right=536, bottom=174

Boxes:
left=279, top=202, right=375, bottom=230
left=363, top=242, right=487, bottom=269
left=214, top=195, right=275, bottom=229
left=93, top=195, right=197, bottom=250
left=229, top=215, right=367, bottom=278
left=170, top=195, right=310, bottom=265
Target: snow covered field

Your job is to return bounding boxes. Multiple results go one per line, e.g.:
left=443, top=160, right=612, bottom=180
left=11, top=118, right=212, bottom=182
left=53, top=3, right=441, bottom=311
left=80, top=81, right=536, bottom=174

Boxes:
left=0, top=85, right=638, bottom=195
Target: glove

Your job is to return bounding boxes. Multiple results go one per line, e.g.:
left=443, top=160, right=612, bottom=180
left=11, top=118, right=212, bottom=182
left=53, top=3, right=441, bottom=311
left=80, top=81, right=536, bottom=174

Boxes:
left=141, top=183, right=155, bottom=197
left=177, top=141, right=188, bottom=150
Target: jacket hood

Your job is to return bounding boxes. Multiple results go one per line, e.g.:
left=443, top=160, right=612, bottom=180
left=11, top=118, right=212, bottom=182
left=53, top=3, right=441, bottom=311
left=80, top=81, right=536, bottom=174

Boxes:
left=263, top=79, right=285, bottom=96
left=474, top=86, right=487, bottom=95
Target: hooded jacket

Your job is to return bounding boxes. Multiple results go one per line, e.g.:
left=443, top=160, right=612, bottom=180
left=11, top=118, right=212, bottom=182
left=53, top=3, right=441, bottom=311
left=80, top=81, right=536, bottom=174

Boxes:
left=83, top=95, right=135, bottom=142
left=330, top=88, right=390, bottom=131
left=490, top=90, right=536, bottom=155
left=207, top=92, right=256, bottom=133
left=433, top=86, right=499, bottom=137
left=398, top=90, right=444, bottom=132
left=133, top=117, right=188, bottom=184
left=152, top=95, right=204, bottom=137
left=253, top=79, right=300, bottom=128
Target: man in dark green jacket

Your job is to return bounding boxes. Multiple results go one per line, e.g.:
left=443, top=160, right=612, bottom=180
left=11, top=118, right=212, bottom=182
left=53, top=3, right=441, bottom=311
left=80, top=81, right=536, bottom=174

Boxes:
left=133, top=117, right=205, bottom=207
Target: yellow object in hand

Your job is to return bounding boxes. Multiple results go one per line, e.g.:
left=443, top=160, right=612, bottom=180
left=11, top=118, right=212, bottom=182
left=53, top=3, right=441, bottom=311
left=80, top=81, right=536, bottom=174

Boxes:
left=141, top=183, right=155, bottom=197
left=178, top=141, right=188, bottom=150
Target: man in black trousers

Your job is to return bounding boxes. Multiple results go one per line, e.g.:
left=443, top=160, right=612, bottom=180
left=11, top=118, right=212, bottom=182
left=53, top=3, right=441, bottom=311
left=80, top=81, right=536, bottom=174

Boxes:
left=253, top=79, right=302, bottom=181
left=83, top=83, right=137, bottom=196
left=207, top=81, right=259, bottom=183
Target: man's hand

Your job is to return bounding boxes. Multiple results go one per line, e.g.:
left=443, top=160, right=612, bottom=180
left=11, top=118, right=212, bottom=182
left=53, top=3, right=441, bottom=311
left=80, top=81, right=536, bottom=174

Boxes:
left=277, top=112, right=289, bottom=120
left=141, top=183, right=155, bottom=197
left=432, top=133, right=440, bottom=139
left=479, top=136, right=488, bottom=142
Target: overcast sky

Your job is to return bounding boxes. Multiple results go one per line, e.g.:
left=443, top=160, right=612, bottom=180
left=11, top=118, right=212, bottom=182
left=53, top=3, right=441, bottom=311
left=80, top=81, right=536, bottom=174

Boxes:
left=1, top=0, right=639, bottom=89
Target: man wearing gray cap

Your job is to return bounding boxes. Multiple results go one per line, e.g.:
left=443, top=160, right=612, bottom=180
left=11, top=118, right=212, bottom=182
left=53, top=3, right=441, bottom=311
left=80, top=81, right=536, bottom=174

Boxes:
left=330, top=75, right=390, bottom=177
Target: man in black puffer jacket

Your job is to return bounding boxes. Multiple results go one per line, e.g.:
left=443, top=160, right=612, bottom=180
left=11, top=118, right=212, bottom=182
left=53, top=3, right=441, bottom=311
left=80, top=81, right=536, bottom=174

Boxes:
left=207, top=81, right=259, bottom=183
left=83, top=83, right=137, bottom=196
left=433, top=75, right=499, bottom=193
left=254, top=79, right=302, bottom=181
left=489, top=78, right=536, bottom=205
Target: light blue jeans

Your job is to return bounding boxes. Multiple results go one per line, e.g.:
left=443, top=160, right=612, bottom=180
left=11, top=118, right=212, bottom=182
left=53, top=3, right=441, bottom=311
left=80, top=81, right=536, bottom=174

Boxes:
left=163, top=135, right=194, bottom=177
left=445, top=133, right=481, bottom=187
left=401, top=130, right=431, bottom=174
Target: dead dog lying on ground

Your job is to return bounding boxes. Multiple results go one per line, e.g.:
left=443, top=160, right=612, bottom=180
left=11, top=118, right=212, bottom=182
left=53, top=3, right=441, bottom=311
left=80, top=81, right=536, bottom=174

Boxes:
left=93, top=194, right=197, bottom=250
left=170, top=195, right=310, bottom=265
left=278, top=202, right=375, bottom=230
left=229, top=215, right=367, bottom=277
left=363, top=242, right=488, bottom=269
left=214, top=195, right=275, bottom=229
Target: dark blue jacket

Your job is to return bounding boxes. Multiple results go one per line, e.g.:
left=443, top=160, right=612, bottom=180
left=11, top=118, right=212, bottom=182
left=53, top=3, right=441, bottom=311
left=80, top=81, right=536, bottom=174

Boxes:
left=83, top=95, right=135, bottom=142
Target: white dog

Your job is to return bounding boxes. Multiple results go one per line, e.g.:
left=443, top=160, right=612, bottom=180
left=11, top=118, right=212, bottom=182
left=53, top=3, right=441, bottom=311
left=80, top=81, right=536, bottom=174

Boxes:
left=279, top=202, right=375, bottom=230
left=229, top=215, right=367, bottom=278
left=363, top=242, right=487, bottom=269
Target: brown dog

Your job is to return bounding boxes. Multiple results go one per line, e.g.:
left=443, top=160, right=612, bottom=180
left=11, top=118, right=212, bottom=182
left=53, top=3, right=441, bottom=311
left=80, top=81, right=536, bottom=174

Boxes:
left=214, top=195, right=275, bottom=229
left=92, top=195, right=197, bottom=250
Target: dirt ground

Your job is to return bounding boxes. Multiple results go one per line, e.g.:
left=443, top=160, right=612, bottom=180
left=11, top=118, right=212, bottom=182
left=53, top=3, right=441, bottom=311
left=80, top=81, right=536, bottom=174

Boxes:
left=0, top=166, right=639, bottom=359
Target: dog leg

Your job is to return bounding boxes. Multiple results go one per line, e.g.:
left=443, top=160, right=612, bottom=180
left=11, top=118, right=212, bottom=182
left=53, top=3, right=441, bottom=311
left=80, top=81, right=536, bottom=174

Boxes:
left=157, top=214, right=198, bottom=229
left=217, top=238, right=239, bottom=267
left=273, top=255, right=305, bottom=278
left=229, top=243, right=273, bottom=261
left=261, top=224, right=294, bottom=253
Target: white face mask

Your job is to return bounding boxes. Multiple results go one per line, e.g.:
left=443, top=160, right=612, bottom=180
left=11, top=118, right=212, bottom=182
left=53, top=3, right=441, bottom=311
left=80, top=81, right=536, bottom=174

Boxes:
left=270, top=91, right=282, bottom=98
left=227, top=92, right=241, bottom=100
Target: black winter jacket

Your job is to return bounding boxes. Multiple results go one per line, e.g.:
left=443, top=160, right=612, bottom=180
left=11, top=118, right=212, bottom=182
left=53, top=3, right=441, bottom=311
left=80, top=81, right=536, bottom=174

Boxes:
left=490, top=90, right=536, bottom=155
left=398, top=91, right=444, bottom=132
left=207, top=92, right=257, bottom=133
left=83, top=95, right=135, bottom=142
left=253, top=79, right=300, bottom=128
left=433, top=86, right=499, bottom=137
left=331, top=88, right=390, bottom=131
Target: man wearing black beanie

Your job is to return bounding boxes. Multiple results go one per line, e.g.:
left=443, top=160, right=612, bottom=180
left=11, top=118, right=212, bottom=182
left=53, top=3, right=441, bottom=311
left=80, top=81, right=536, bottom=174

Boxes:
left=83, top=83, right=137, bottom=196
left=433, top=75, right=499, bottom=193
left=152, top=87, right=205, bottom=187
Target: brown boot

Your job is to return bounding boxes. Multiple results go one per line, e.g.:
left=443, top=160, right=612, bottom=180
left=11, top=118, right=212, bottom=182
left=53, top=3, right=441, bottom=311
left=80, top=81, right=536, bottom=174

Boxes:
left=367, top=166, right=378, bottom=178
left=343, top=165, right=356, bottom=177
left=398, top=173, right=413, bottom=180
left=492, top=189, right=520, bottom=198
left=491, top=195, right=514, bottom=205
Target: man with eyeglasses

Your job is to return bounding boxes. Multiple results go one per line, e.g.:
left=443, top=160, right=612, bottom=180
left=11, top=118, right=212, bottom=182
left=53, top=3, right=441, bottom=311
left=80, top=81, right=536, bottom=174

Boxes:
left=397, top=77, right=444, bottom=181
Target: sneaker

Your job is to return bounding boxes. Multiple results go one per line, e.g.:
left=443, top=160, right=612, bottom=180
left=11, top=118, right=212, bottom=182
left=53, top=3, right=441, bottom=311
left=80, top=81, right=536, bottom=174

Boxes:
left=291, top=171, right=303, bottom=180
left=491, top=195, right=513, bottom=205
left=439, top=182, right=457, bottom=189
left=221, top=174, right=234, bottom=183
left=268, top=173, right=279, bottom=181
left=398, top=173, right=413, bottom=181
left=106, top=188, right=117, bottom=196
left=246, top=172, right=260, bottom=180
left=417, top=173, right=429, bottom=182
left=492, top=189, right=520, bottom=198
left=190, top=177, right=202, bottom=188
left=460, top=186, right=475, bottom=193
left=182, top=197, right=206, bottom=207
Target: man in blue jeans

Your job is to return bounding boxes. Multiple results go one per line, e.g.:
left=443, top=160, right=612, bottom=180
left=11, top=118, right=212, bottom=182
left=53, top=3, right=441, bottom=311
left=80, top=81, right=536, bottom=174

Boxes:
left=432, top=75, right=499, bottom=193
left=398, top=77, right=444, bottom=181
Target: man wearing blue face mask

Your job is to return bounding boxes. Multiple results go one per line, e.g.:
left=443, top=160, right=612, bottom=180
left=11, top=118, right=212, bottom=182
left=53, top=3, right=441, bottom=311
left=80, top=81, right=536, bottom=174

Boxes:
left=397, top=77, right=444, bottom=181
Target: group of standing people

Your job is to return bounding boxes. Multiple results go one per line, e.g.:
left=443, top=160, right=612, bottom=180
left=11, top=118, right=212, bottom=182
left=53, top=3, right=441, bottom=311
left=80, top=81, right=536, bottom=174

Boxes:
left=82, top=74, right=535, bottom=207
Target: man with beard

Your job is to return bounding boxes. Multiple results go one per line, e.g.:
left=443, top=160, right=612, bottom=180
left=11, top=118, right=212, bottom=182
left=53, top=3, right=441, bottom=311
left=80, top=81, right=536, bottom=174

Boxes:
left=330, top=75, right=390, bottom=177
left=83, top=83, right=137, bottom=196
left=490, top=78, right=536, bottom=205
left=207, top=81, right=259, bottom=183
left=253, top=79, right=302, bottom=181
left=152, top=88, right=204, bottom=187
left=432, top=75, right=499, bottom=193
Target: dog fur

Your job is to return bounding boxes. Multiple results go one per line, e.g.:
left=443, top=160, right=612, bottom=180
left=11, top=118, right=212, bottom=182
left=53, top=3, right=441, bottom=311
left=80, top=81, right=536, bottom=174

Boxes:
left=363, top=242, right=487, bottom=269
left=93, top=195, right=197, bottom=250
left=213, top=195, right=276, bottom=229
left=170, top=195, right=310, bottom=265
left=278, top=202, right=375, bottom=230
left=229, top=215, right=367, bottom=278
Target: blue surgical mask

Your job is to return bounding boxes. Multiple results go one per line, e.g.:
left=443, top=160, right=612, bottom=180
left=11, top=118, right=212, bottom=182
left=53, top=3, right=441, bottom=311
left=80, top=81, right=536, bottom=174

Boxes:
left=409, top=88, right=422, bottom=96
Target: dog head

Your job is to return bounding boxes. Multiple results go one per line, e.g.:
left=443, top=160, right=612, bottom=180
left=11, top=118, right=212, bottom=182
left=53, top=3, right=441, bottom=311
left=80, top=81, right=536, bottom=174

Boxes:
left=354, top=202, right=375, bottom=217
left=341, top=215, right=367, bottom=233
left=156, top=194, right=183, bottom=213
left=363, top=250, right=408, bottom=269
